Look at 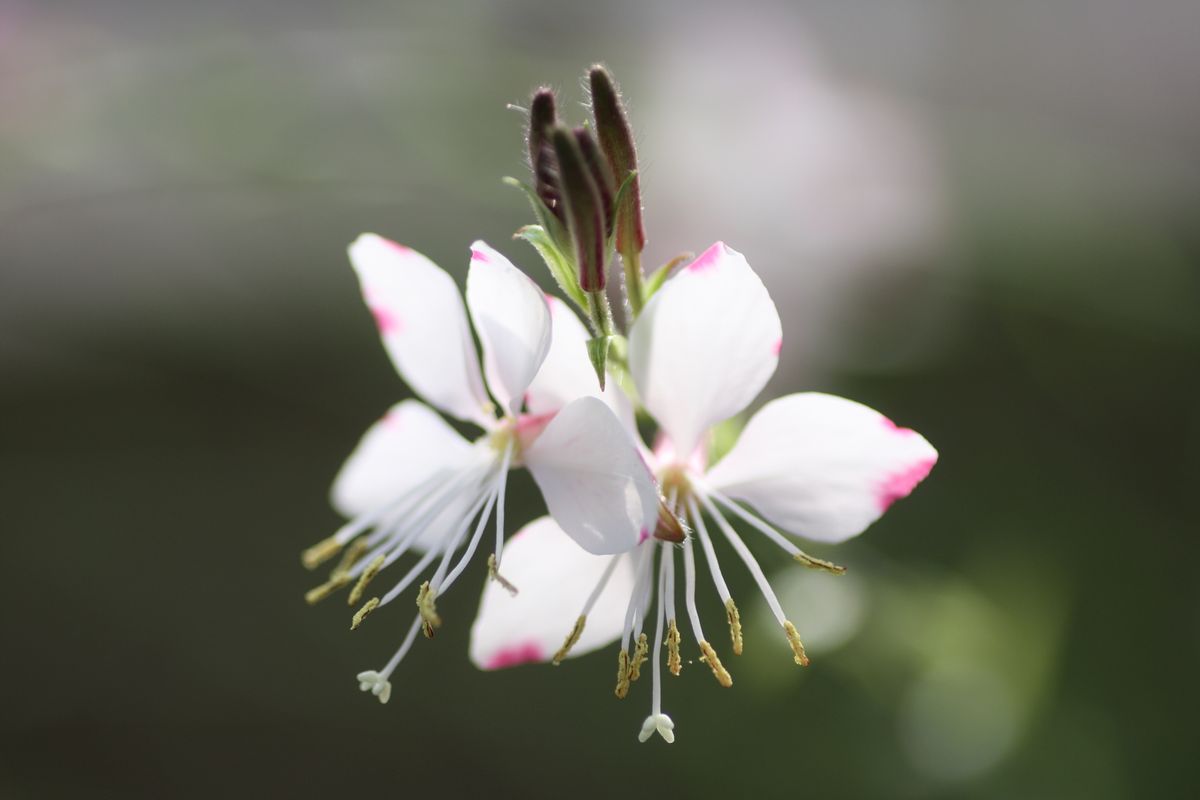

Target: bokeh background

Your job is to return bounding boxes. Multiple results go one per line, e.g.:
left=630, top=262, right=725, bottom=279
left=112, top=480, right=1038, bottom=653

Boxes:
left=3, top=1, right=1199, bottom=797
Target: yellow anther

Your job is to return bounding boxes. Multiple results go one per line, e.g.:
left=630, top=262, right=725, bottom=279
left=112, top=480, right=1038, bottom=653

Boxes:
left=784, top=620, right=810, bottom=666
left=302, top=535, right=342, bottom=570
left=628, top=633, right=649, bottom=682
left=304, top=573, right=349, bottom=605
left=725, top=598, right=744, bottom=656
left=552, top=615, right=587, bottom=665
left=666, top=619, right=682, bottom=676
left=793, top=551, right=847, bottom=575
left=331, top=537, right=368, bottom=579
left=698, top=640, right=733, bottom=688
left=417, top=581, right=441, bottom=639
left=348, top=555, right=386, bottom=606
left=487, top=554, right=519, bottom=596
left=614, top=649, right=631, bottom=699
left=350, top=597, right=380, bottom=630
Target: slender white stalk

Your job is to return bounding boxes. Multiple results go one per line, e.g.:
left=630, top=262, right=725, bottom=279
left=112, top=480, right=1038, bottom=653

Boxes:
left=686, top=496, right=732, bottom=603
left=651, top=543, right=668, bottom=715
left=620, top=544, right=652, bottom=652
left=438, top=469, right=508, bottom=593
left=699, top=492, right=787, bottom=624
left=702, top=486, right=803, bottom=558
left=681, top=536, right=705, bottom=642
left=579, top=554, right=624, bottom=617
left=491, top=440, right=514, bottom=566
left=380, top=614, right=425, bottom=678
left=333, top=467, right=449, bottom=545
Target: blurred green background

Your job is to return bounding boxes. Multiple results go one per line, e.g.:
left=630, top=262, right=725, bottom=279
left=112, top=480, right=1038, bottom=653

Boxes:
left=3, top=1, right=1198, bottom=797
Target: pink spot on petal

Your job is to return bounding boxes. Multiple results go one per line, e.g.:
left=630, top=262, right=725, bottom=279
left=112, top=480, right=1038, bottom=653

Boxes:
left=382, top=239, right=411, bottom=254
left=772, top=338, right=783, bottom=356
left=371, top=305, right=401, bottom=334
left=878, top=457, right=936, bottom=511
left=881, top=416, right=918, bottom=437
left=686, top=242, right=726, bottom=273
left=471, top=247, right=491, bottom=264
left=484, top=640, right=544, bottom=670
left=638, top=526, right=650, bottom=544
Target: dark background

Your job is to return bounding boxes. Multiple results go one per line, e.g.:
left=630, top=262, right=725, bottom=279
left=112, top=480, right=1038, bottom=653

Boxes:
left=3, top=1, right=1198, bottom=797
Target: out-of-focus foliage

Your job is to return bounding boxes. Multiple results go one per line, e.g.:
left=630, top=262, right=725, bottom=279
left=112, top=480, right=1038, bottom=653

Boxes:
left=2, top=1, right=1197, bottom=797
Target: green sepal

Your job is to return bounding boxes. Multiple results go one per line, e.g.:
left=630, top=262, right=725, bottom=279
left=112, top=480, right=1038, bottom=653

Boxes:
left=586, top=335, right=614, bottom=391
left=605, top=169, right=639, bottom=255
left=642, top=251, right=695, bottom=304
left=503, top=176, right=572, bottom=254
left=514, top=225, right=588, bottom=312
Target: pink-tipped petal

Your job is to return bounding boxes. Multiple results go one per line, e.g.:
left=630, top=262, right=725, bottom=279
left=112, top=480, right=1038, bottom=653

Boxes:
left=705, top=392, right=937, bottom=543
left=348, top=234, right=491, bottom=427
left=465, top=241, right=552, bottom=416
left=469, top=517, right=636, bottom=670
left=524, top=396, right=659, bottom=555
left=627, top=242, right=781, bottom=458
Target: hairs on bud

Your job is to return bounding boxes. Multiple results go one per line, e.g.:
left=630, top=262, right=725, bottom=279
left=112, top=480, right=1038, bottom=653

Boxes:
left=551, top=126, right=607, bottom=293
left=588, top=65, right=645, bottom=254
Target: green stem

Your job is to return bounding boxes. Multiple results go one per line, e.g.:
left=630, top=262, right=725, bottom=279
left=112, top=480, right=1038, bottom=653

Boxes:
left=621, top=241, right=645, bottom=318
left=588, top=289, right=614, bottom=338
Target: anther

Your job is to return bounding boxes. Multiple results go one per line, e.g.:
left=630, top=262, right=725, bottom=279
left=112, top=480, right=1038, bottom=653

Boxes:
left=416, top=581, right=441, bottom=639
left=348, top=554, right=385, bottom=606
left=793, top=551, right=847, bottom=575
left=305, top=573, right=350, bottom=606
left=301, top=535, right=342, bottom=570
left=725, top=598, right=744, bottom=656
left=628, top=633, right=649, bottom=682
left=614, top=649, right=631, bottom=699
left=332, top=537, right=368, bottom=579
left=783, top=620, right=810, bottom=666
left=350, top=597, right=380, bottom=630
left=487, top=553, right=519, bottom=596
left=552, top=615, right=587, bottom=665
left=698, top=640, right=733, bottom=688
left=666, top=619, right=682, bottom=676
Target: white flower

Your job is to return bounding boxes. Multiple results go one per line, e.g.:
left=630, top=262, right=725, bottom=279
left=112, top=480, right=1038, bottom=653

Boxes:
left=469, top=242, right=937, bottom=741
left=303, top=233, right=658, bottom=704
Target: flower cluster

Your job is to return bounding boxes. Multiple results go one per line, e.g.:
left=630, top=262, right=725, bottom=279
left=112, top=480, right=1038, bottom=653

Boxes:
left=301, top=65, right=936, bottom=742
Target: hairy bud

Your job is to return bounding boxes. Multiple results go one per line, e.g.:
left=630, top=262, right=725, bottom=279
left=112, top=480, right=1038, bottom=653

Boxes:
left=588, top=65, right=645, bottom=253
left=527, top=87, right=563, bottom=221
left=551, top=126, right=607, bottom=292
left=573, top=127, right=616, bottom=238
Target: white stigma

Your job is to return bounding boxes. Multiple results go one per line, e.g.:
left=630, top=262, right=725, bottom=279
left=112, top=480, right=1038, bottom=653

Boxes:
left=356, top=670, right=392, bottom=704
left=638, top=713, right=675, bottom=744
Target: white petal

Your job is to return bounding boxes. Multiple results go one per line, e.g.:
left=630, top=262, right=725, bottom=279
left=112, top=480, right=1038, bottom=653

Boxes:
left=348, top=234, right=491, bottom=427
left=524, top=396, right=658, bottom=555
left=329, top=400, right=475, bottom=519
left=628, top=242, right=782, bottom=458
left=705, top=392, right=937, bottom=543
left=525, top=296, right=603, bottom=414
left=469, top=517, right=636, bottom=670
left=465, top=241, right=552, bottom=416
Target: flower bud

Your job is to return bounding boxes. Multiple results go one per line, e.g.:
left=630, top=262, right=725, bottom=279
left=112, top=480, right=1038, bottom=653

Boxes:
left=527, top=87, right=563, bottom=222
left=551, top=125, right=607, bottom=292
left=573, top=127, right=616, bottom=239
left=588, top=65, right=645, bottom=253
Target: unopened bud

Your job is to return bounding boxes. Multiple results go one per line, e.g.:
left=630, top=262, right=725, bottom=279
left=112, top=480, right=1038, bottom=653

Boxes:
left=573, top=127, right=615, bottom=238
left=551, top=126, right=607, bottom=292
left=527, top=88, right=562, bottom=221
left=588, top=65, right=645, bottom=254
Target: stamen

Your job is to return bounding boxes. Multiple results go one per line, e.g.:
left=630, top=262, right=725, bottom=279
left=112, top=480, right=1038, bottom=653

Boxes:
left=487, top=554, right=519, bottom=596
left=439, top=471, right=509, bottom=594
left=331, top=537, right=368, bottom=579
left=628, top=633, right=649, bottom=682
left=348, top=554, right=385, bottom=606
left=552, top=615, right=587, bottom=666
left=615, top=649, right=631, bottom=699
left=784, top=620, right=810, bottom=667
left=685, top=497, right=733, bottom=607
left=681, top=538, right=706, bottom=644
left=492, top=441, right=514, bottom=569
left=666, top=619, right=682, bottom=676
left=698, top=640, right=733, bottom=688
left=705, top=487, right=846, bottom=575
left=726, top=598, right=744, bottom=656
left=301, top=536, right=341, bottom=570
left=416, top=581, right=441, bottom=638
left=304, top=573, right=349, bottom=605
left=620, top=546, right=653, bottom=654
left=697, top=493, right=788, bottom=625
left=350, top=597, right=380, bottom=630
